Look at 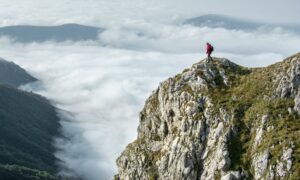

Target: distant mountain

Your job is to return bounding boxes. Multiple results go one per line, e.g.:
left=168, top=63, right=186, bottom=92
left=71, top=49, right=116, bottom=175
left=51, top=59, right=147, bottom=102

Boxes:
left=0, top=23, right=104, bottom=43
left=0, top=57, right=37, bottom=88
left=0, top=85, right=61, bottom=179
left=184, top=14, right=300, bottom=33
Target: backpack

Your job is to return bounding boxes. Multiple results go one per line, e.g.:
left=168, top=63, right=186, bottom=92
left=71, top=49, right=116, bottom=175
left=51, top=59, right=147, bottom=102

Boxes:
left=211, top=46, right=214, bottom=52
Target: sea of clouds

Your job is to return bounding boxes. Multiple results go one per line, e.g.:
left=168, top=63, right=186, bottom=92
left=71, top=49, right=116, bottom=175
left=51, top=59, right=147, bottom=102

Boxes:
left=0, top=1, right=300, bottom=179
left=0, top=22, right=299, bottom=179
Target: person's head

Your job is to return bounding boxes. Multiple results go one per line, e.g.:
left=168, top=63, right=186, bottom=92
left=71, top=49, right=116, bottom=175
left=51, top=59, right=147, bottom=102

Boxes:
left=206, top=42, right=209, bottom=45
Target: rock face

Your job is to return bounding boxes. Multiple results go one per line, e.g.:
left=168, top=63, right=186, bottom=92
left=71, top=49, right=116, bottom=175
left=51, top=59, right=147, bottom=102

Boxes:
left=116, top=54, right=300, bottom=180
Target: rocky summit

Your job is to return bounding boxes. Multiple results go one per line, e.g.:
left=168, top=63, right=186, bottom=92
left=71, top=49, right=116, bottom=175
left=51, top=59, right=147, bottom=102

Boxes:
left=116, top=53, right=300, bottom=180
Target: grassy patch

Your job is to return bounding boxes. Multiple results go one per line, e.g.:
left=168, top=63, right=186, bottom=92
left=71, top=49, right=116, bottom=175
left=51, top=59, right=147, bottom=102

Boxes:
left=0, top=164, right=59, bottom=180
left=201, top=61, right=300, bottom=176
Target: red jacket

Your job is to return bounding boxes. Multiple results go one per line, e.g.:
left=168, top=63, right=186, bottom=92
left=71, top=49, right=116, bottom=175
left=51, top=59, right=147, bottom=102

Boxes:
left=206, top=44, right=213, bottom=54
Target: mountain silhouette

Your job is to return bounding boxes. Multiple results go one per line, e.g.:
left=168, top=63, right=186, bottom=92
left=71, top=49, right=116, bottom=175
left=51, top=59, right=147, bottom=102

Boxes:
left=184, top=14, right=300, bottom=33
left=0, top=24, right=104, bottom=43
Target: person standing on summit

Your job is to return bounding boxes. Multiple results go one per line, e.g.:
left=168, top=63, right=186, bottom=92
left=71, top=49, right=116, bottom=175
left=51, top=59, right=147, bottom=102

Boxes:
left=206, top=42, right=214, bottom=62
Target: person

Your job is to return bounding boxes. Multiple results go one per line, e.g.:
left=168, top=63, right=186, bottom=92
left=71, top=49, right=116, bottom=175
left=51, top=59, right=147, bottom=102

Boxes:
left=206, top=42, right=214, bottom=62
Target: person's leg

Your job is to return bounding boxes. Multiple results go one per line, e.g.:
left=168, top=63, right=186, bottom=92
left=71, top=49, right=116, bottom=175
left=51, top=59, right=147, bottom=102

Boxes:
left=207, top=52, right=211, bottom=62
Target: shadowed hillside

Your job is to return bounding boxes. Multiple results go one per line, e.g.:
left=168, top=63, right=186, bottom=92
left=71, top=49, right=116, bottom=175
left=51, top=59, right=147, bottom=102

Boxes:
left=0, top=58, right=37, bottom=87
left=0, top=85, right=61, bottom=179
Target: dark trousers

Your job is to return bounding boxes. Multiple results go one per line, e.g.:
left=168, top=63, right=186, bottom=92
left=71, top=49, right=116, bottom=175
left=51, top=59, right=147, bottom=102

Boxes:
left=207, top=53, right=212, bottom=62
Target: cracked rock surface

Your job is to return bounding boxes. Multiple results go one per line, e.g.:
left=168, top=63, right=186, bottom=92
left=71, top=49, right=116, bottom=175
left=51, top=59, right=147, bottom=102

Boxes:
left=116, top=54, right=300, bottom=180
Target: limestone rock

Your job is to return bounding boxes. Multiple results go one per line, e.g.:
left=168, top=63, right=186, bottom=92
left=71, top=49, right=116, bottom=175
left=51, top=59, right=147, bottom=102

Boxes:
left=116, top=54, right=300, bottom=180
left=252, top=150, right=269, bottom=179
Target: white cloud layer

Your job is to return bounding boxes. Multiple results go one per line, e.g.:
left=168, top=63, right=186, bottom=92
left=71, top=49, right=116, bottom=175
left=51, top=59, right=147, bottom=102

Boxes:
left=0, top=2, right=299, bottom=179
left=0, top=38, right=199, bottom=180
left=0, top=0, right=300, bottom=26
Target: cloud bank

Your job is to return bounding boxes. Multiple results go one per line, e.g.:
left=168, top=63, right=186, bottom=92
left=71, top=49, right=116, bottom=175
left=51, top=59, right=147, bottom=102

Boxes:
left=0, top=14, right=299, bottom=180
left=0, top=0, right=300, bottom=26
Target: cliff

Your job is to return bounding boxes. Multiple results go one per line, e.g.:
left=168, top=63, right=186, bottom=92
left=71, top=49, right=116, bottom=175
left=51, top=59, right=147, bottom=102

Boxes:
left=116, top=53, right=300, bottom=179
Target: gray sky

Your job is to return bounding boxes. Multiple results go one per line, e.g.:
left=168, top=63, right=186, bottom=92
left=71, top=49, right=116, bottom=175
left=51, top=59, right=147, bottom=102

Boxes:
left=0, top=0, right=299, bottom=26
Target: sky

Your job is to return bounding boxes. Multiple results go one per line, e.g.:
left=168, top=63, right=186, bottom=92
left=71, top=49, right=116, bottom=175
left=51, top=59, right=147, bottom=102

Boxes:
left=0, top=1, right=299, bottom=180
left=0, top=0, right=300, bottom=26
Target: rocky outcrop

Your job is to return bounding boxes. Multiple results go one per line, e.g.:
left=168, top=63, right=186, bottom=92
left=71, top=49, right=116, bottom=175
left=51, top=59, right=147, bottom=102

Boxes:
left=116, top=54, right=300, bottom=180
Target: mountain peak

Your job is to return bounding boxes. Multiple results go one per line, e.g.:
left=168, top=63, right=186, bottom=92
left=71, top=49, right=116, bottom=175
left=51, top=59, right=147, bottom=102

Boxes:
left=172, top=57, right=250, bottom=93
left=116, top=53, right=300, bottom=180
